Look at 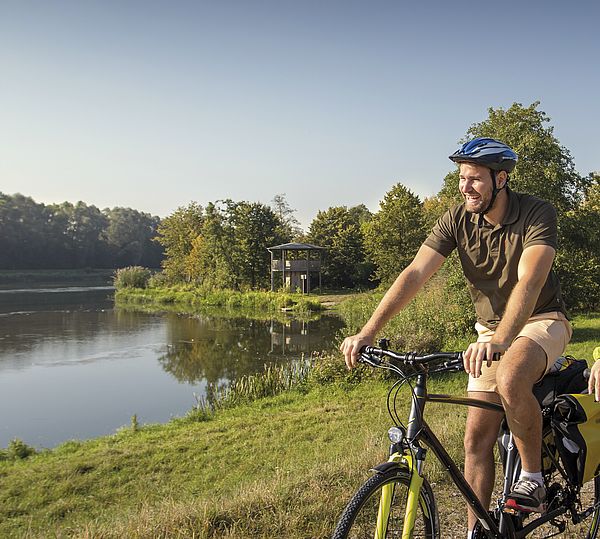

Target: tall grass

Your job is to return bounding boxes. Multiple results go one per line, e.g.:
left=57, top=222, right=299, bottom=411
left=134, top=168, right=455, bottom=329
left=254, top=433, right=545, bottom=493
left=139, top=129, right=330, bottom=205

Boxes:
left=190, top=361, right=313, bottom=418
left=115, top=286, right=324, bottom=315
left=337, top=273, right=476, bottom=351
left=113, top=266, right=152, bottom=289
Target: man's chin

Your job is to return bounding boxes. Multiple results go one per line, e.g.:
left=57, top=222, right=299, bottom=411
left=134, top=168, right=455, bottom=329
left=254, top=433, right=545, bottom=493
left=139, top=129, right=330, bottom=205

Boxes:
left=465, top=204, right=484, bottom=214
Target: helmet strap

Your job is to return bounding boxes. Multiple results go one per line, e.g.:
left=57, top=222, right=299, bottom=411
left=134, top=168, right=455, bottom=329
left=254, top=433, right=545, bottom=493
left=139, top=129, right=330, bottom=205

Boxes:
left=478, top=170, right=506, bottom=226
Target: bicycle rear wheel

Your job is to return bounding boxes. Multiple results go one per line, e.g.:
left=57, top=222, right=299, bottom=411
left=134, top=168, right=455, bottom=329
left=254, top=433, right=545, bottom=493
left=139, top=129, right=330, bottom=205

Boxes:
left=332, top=469, right=439, bottom=538
left=526, top=474, right=600, bottom=538
left=566, top=475, right=600, bottom=539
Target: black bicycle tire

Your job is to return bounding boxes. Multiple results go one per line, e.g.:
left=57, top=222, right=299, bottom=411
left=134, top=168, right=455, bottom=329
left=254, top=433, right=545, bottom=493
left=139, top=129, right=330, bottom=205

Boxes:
left=581, top=474, right=600, bottom=539
left=331, top=469, right=440, bottom=539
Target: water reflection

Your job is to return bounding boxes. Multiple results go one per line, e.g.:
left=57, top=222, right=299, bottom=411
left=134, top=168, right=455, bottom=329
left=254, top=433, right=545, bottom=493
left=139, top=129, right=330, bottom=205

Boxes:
left=0, top=283, right=345, bottom=447
left=158, top=313, right=344, bottom=384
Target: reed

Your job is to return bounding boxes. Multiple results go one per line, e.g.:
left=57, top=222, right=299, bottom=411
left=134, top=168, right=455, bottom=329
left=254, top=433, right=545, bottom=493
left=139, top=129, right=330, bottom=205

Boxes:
left=189, top=361, right=313, bottom=420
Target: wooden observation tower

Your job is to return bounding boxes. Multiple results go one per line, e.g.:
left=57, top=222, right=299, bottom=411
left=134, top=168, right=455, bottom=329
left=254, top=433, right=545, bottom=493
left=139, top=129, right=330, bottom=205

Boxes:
left=267, top=242, right=324, bottom=294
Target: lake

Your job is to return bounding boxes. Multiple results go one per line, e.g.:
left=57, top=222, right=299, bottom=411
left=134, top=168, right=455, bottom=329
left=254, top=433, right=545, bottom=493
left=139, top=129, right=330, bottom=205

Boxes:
left=0, top=283, right=344, bottom=448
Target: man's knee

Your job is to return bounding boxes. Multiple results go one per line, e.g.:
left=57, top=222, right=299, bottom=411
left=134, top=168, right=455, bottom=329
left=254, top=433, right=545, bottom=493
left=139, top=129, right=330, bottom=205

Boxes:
left=496, top=338, right=546, bottom=404
left=496, top=366, right=523, bottom=405
left=464, top=408, right=503, bottom=457
left=464, top=426, right=497, bottom=457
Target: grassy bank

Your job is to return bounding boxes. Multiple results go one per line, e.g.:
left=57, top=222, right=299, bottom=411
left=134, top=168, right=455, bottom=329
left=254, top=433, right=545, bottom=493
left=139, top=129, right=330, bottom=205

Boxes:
left=0, top=372, right=468, bottom=538
left=1, top=315, right=597, bottom=538
left=115, top=286, right=324, bottom=316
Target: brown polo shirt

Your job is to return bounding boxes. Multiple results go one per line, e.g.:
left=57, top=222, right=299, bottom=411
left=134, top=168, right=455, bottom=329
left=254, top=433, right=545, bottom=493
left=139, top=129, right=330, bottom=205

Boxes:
left=423, top=188, right=566, bottom=329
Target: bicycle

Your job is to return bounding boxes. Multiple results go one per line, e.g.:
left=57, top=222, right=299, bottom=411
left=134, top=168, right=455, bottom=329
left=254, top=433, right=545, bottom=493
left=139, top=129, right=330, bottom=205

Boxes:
left=331, top=340, right=600, bottom=538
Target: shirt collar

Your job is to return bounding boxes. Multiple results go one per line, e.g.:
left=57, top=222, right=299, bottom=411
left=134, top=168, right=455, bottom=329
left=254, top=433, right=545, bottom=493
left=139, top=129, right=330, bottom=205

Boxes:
left=501, top=187, right=520, bottom=225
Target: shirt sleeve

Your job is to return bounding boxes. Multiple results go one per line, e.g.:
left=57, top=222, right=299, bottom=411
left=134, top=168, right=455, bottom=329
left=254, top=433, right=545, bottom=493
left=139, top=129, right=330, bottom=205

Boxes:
left=523, top=201, right=558, bottom=250
left=423, top=209, right=457, bottom=257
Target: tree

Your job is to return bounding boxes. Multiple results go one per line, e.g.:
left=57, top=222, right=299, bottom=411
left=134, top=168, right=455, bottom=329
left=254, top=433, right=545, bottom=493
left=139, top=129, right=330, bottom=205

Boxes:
left=556, top=173, right=600, bottom=311
left=0, top=193, right=47, bottom=268
left=185, top=200, right=287, bottom=290
left=270, top=193, right=302, bottom=239
left=187, top=202, right=236, bottom=288
left=231, top=201, right=287, bottom=289
left=348, top=204, right=372, bottom=226
left=582, top=173, right=600, bottom=212
left=155, top=202, right=204, bottom=282
left=307, top=206, right=373, bottom=289
left=63, top=202, right=109, bottom=267
left=103, top=207, right=162, bottom=268
left=363, top=183, right=427, bottom=285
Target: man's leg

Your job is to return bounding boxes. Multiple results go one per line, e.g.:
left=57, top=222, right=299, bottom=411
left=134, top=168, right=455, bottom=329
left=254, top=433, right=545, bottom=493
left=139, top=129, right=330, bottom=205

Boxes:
left=495, top=336, right=547, bottom=510
left=464, top=393, right=504, bottom=533
left=496, top=337, right=546, bottom=475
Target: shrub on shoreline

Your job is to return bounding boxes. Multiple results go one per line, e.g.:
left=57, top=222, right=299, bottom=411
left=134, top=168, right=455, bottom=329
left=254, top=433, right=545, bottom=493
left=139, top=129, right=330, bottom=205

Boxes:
left=113, top=266, right=152, bottom=289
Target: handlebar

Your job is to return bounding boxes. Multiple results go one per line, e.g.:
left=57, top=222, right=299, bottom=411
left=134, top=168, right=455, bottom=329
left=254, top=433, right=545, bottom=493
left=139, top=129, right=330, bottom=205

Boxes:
left=360, top=345, right=463, bottom=365
left=358, top=345, right=465, bottom=376
left=360, top=344, right=595, bottom=382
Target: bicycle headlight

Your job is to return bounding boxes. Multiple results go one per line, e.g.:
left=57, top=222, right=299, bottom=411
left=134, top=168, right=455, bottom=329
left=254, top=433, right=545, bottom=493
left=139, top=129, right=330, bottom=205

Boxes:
left=388, top=427, right=404, bottom=444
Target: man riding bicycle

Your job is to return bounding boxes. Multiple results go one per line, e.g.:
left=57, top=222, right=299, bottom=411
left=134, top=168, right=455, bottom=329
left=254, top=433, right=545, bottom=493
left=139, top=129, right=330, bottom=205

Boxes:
left=340, top=137, right=600, bottom=539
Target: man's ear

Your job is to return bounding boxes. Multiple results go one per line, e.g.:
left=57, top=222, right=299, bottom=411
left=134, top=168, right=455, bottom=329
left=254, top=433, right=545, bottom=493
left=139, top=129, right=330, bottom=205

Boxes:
left=496, top=170, right=508, bottom=189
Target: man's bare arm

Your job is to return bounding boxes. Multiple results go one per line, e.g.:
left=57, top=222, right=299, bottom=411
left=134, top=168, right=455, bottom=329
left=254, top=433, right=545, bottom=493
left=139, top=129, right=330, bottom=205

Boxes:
left=340, top=245, right=446, bottom=368
left=492, top=245, right=556, bottom=347
left=464, top=244, right=556, bottom=376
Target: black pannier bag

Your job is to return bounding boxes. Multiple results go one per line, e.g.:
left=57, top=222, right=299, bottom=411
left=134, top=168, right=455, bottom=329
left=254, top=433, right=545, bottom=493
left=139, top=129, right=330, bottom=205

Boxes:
left=552, top=392, right=600, bottom=486
left=532, top=356, right=587, bottom=407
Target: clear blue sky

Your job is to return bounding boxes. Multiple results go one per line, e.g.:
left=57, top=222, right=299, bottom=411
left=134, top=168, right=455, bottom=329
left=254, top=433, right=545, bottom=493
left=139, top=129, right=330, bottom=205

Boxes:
left=1, top=0, right=598, bottom=229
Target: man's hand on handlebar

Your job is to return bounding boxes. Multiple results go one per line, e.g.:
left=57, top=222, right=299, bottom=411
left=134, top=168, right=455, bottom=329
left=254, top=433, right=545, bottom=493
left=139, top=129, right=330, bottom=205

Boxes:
left=463, top=341, right=505, bottom=378
left=340, top=333, right=374, bottom=369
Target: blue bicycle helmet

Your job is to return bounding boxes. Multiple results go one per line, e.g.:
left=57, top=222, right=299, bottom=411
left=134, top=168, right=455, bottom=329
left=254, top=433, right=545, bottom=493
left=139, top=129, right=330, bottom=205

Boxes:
left=449, top=137, right=518, bottom=218
left=449, top=137, right=518, bottom=172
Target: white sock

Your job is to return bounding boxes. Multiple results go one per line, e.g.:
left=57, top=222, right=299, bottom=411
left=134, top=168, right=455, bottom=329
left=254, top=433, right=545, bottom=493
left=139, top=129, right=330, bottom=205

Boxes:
left=519, top=469, right=544, bottom=486
left=467, top=531, right=473, bottom=539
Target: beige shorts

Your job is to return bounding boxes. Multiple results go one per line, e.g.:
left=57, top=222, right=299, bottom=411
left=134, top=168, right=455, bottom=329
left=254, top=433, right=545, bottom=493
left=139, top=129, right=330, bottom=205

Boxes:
left=467, top=311, right=573, bottom=393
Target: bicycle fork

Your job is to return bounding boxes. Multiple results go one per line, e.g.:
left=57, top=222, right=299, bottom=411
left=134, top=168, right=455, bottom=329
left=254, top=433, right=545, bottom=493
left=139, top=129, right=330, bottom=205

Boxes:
left=374, top=452, right=425, bottom=539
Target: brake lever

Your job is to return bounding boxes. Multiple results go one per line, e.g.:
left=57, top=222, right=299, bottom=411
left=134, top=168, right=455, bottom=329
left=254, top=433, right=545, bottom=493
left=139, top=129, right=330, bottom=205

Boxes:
left=358, top=353, right=382, bottom=366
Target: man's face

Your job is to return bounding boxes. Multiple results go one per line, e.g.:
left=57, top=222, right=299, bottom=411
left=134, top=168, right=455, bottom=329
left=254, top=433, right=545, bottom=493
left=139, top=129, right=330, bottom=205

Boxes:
left=458, top=162, right=495, bottom=214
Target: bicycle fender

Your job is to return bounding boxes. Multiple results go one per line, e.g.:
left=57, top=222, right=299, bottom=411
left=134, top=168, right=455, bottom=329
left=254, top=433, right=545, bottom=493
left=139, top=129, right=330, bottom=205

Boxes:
left=370, top=460, right=411, bottom=476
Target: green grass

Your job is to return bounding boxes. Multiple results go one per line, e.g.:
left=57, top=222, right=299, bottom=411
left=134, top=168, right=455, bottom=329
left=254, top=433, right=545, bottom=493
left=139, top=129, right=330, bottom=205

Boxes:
left=115, top=286, right=324, bottom=316
left=565, top=313, right=600, bottom=360
left=1, top=315, right=598, bottom=538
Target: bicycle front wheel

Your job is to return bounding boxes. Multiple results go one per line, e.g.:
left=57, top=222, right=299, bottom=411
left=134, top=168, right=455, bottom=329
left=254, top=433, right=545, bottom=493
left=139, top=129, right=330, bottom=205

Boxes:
left=332, top=469, right=439, bottom=539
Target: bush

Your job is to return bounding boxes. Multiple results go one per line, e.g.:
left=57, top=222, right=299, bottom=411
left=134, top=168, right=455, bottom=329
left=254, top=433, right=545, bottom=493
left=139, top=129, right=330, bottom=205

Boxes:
left=6, top=438, right=36, bottom=460
left=147, top=271, right=172, bottom=288
left=113, top=266, right=152, bottom=289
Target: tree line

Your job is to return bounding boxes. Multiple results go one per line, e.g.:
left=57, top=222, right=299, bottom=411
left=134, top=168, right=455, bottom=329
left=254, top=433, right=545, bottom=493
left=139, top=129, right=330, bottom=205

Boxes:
left=154, top=102, right=599, bottom=312
left=0, top=196, right=163, bottom=270
left=4, top=102, right=598, bottom=311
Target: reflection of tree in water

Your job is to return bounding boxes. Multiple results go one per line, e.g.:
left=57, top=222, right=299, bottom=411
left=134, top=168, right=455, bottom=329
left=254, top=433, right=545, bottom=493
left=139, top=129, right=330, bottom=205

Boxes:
left=158, top=312, right=344, bottom=384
